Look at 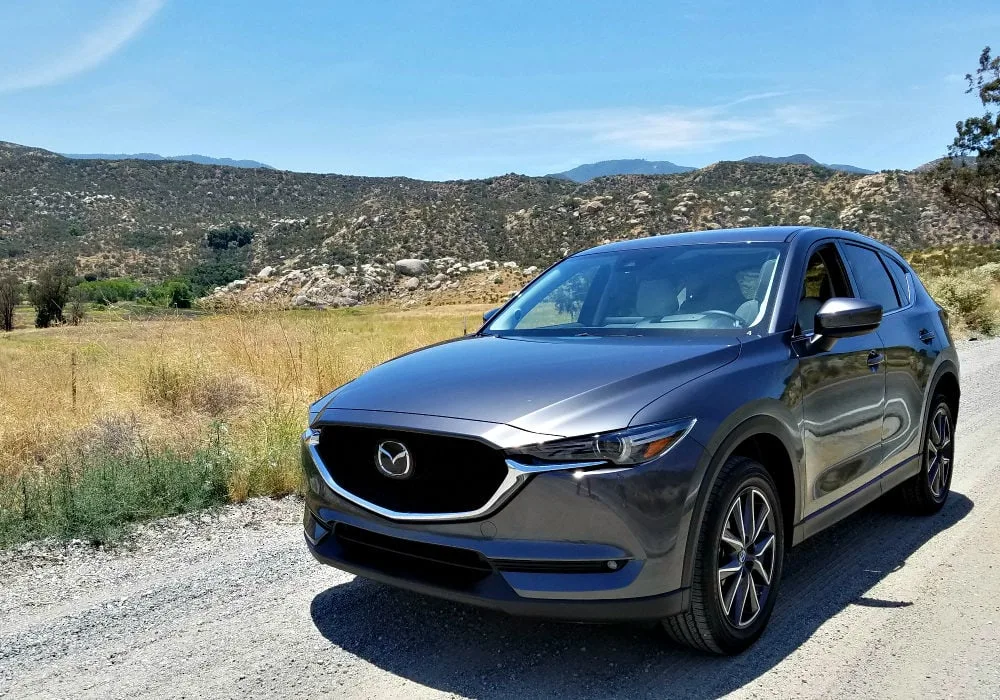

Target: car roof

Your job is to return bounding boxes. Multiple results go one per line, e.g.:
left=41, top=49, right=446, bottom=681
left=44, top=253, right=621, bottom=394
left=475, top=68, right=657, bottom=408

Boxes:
left=575, top=226, right=889, bottom=255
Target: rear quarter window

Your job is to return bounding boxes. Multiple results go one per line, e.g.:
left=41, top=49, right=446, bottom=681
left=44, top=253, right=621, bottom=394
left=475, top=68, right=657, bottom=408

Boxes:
left=883, top=255, right=912, bottom=306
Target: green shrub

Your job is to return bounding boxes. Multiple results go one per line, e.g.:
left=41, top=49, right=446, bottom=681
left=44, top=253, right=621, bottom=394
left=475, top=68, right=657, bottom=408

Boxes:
left=926, top=274, right=998, bottom=334
left=148, top=280, right=194, bottom=308
left=73, top=278, right=146, bottom=305
left=0, top=443, right=230, bottom=547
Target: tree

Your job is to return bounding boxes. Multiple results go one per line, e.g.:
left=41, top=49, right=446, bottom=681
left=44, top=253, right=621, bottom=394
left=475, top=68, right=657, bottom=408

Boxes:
left=67, top=288, right=87, bottom=326
left=940, top=46, right=1000, bottom=229
left=0, top=274, right=19, bottom=332
left=29, top=262, right=75, bottom=328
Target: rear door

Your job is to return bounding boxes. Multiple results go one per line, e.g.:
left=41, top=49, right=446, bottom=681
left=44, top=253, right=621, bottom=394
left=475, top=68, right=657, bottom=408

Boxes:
left=794, top=242, right=887, bottom=519
left=840, top=244, right=932, bottom=475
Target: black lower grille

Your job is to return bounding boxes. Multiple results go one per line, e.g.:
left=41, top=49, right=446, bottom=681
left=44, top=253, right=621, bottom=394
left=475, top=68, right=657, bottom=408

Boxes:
left=316, top=424, right=509, bottom=514
left=335, top=523, right=492, bottom=586
left=491, top=558, right=631, bottom=573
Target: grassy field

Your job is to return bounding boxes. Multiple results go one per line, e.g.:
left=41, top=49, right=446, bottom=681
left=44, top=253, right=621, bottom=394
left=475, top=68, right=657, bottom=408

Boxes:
left=0, top=304, right=488, bottom=547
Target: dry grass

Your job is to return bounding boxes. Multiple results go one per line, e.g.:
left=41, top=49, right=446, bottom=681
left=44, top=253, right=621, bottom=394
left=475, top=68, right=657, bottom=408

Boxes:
left=0, top=304, right=486, bottom=542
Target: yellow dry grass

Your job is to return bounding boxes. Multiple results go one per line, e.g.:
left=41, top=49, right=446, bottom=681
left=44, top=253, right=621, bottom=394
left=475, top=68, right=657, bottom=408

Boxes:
left=0, top=304, right=488, bottom=501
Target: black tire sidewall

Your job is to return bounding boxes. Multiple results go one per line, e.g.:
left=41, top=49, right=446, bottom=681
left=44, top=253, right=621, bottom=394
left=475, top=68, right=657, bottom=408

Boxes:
left=920, top=396, right=954, bottom=506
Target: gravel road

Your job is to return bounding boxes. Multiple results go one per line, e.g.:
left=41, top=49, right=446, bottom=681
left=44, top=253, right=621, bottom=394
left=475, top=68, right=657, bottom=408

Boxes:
left=3, top=339, right=1000, bottom=699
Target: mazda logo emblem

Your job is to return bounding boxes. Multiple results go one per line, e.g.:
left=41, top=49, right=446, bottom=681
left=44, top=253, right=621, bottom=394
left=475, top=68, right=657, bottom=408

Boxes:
left=376, top=441, right=413, bottom=479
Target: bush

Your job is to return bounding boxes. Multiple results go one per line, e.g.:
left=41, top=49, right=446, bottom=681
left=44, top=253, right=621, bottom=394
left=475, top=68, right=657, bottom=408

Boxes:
left=182, top=255, right=247, bottom=295
left=67, top=288, right=87, bottom=326
left=926, top=273, right=999, bottom=333
left=73, top=278, right=146, bottom=305
left=205, top=223, right=254, bottom=250
left=0, top=440, right=230, bottom=547
left=148, top=280, right=194, bottom=308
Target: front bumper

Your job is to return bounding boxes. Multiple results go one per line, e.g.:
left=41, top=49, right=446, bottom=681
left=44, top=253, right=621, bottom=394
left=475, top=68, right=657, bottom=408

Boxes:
left=302, top=411, right=707, bottom=622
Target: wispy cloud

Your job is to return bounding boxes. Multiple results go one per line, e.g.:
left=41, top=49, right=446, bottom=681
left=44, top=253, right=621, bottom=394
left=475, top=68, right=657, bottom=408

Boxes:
left=450, top=97, right=839, bottom=153
left=0, top=0, right=165, bottom=94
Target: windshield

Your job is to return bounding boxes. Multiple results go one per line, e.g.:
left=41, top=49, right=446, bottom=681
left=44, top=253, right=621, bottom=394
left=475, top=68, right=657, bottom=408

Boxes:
left=485, top=243, right=783, bottom=336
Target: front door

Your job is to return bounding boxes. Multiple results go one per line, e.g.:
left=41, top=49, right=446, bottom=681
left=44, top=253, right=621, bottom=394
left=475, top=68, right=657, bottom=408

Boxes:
left=794, top=242, right=886, bottom=518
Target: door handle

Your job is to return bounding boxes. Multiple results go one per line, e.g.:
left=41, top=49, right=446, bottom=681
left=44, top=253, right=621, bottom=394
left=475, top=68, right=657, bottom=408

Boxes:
left=918, top=329, right=936, bottom=344
left=867, top=350, right=885, bottom=369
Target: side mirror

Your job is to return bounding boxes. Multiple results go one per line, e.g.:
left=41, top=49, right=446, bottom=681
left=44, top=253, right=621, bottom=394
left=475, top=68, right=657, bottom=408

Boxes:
left=482, top=307, right=500, bottom=324
left=814, top=297, right=882, bottom=340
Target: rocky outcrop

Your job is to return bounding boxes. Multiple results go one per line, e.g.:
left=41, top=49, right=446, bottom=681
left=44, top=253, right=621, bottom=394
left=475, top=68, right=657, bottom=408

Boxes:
left=205, top=256, right=538, bottom=309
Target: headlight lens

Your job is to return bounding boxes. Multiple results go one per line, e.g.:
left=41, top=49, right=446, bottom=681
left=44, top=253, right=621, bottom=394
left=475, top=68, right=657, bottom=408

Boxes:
left=507, top=418, right=696, bottom=466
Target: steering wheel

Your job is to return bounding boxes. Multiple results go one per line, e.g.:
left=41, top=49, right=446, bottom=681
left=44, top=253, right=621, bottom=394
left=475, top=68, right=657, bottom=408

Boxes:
left=701, top=310, right=747, bottom=328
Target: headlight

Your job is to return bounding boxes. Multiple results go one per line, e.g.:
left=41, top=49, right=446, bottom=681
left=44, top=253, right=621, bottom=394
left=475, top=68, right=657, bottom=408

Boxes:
left=507, top=418, right=696, bottom=467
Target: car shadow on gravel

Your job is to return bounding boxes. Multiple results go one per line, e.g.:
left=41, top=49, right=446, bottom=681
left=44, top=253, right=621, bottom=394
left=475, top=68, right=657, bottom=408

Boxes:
left=310, top=492, right=972, bottom=699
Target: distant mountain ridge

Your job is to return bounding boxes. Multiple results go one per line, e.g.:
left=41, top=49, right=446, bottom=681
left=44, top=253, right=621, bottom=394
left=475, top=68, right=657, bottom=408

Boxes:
left=61, top=152, right=273, bottom=169
left=547, top=159, right=696, bottom=182
left=552, top=154, right=875, bottom=181
left=738, top=154, right=875, bottom=174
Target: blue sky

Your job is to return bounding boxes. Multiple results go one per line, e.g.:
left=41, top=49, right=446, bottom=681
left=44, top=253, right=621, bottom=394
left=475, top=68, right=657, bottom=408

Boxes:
left=0, top=1, right=997, bottom=180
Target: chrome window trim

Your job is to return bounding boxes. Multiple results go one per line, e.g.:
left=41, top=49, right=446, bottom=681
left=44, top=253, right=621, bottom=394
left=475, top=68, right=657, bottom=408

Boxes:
left=304, top=431, right=606, bottom=522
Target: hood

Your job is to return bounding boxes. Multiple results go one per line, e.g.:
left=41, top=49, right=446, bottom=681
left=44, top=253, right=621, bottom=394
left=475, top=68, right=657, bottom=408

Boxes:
left=324, top=333, right=741, bottom=437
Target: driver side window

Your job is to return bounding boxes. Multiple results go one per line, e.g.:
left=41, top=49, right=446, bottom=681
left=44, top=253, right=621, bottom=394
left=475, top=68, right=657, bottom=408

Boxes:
left=797, top=244, right=853, bottom=335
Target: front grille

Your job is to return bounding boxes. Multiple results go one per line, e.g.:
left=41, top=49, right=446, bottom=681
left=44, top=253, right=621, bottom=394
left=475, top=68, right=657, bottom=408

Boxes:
left=316, top=424, right=510, bottom=514
left=335, top=523, right=492, bottom=587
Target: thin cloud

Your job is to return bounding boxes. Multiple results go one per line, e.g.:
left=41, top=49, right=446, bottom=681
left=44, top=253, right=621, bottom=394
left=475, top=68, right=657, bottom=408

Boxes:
left=0, top=0, right=165, bottom=94
left=476, top=101, right=838, bottom=152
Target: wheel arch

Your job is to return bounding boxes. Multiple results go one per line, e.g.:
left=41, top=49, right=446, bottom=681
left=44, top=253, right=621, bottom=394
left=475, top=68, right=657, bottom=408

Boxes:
left=681, top=412, right=802, bottom=590
left=931, top=364, right=960, bottom=421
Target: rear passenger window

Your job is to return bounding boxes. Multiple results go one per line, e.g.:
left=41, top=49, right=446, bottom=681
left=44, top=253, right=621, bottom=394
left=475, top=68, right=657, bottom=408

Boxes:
left=884, top=256, right=912, bottom=306
left=841, top=243, right=900, bottom=311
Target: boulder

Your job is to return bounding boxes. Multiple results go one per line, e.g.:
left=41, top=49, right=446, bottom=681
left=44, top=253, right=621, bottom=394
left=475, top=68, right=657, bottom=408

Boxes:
left=394, top=259, right=429, bottom=276
left=402, top=277, right=420, bottom=291
left=332, top=264, right=347, bottom=276
left=256, top=266, right=275, bottom=280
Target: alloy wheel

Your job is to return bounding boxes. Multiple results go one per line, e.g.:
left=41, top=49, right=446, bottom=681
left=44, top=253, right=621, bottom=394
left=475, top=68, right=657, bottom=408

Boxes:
left=927, top=406, right=953, bottom=498
left=717, top=487, right=776, bottom=629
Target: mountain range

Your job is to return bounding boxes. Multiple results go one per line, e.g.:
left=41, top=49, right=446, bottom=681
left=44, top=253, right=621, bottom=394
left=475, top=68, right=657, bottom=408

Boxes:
left=61, top=152, right=273, bottom=170
left=549, top=154, right=875, bottom=181
left=0, top=140, right=991, bottom=286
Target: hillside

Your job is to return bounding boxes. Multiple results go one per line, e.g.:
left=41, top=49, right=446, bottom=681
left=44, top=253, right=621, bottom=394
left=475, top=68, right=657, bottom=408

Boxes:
left=0, top=141, right=993, bottom=285
left=62, top=152, right=273, bottom=169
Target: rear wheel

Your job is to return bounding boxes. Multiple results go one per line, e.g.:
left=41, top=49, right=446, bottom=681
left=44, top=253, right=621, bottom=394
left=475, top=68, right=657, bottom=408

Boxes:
left=663, top=456, right=784, bottom=654
left=898, top=395, right=954, bottom=514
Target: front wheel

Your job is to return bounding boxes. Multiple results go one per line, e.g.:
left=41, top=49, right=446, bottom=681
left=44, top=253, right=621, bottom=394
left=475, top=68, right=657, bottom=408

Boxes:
left=663, top=456, right=785, bottom=654
left=898, top=395, right=954, bottom=514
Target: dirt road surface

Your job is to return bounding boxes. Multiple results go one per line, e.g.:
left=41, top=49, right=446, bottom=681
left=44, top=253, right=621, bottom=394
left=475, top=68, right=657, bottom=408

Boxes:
left=3, top=339, right=1000, bottom=699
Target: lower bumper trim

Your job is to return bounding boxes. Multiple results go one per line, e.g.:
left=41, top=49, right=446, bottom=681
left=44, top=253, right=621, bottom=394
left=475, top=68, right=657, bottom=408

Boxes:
left=308, top=535, right=688, bottom=622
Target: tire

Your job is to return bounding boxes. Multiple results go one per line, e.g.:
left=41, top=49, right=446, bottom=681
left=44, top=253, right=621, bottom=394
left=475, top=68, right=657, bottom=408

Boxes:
left=663, top=456, right=785, bottom=654
left=898, top=394, right=954, bottom=514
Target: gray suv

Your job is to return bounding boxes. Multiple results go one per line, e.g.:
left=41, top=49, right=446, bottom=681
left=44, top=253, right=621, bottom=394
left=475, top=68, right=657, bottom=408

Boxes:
left=302, top=226, right=959, bottom=653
